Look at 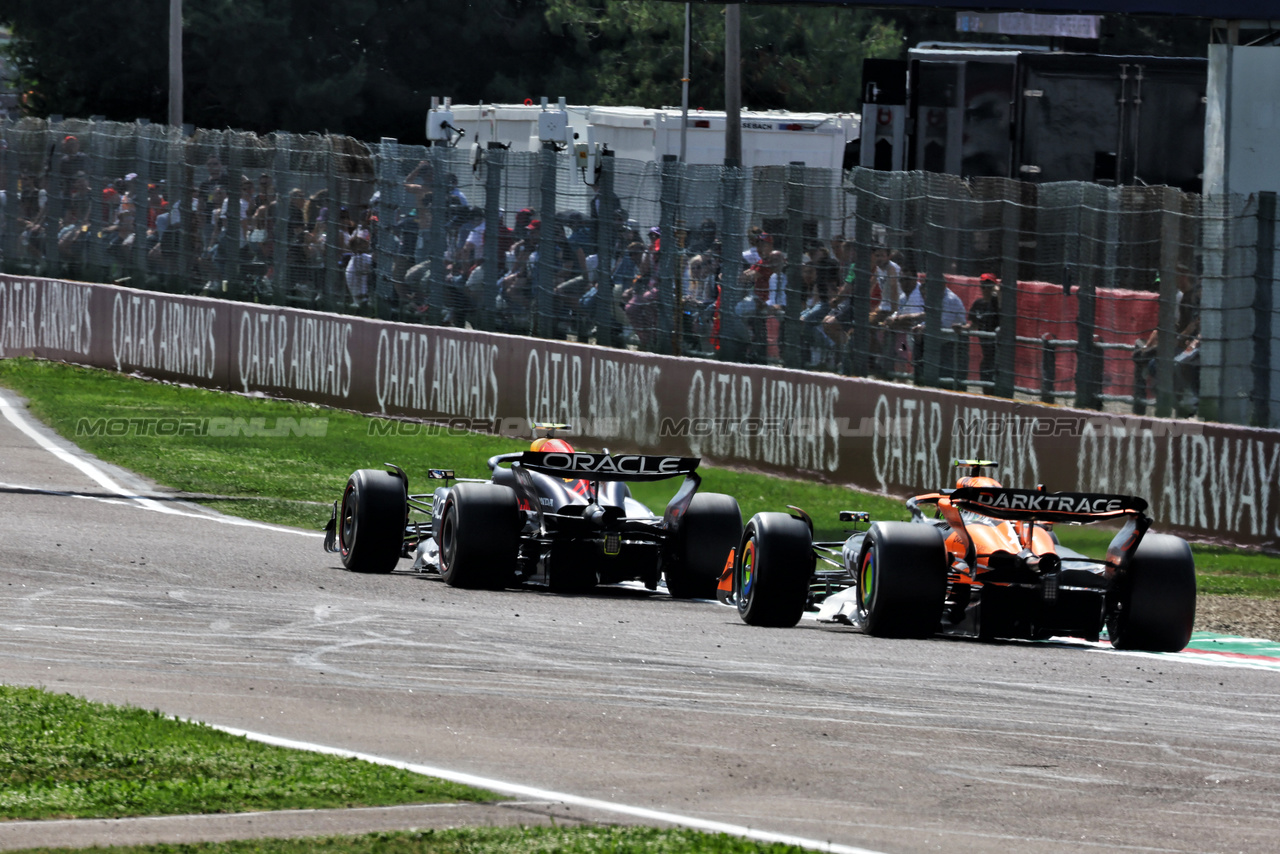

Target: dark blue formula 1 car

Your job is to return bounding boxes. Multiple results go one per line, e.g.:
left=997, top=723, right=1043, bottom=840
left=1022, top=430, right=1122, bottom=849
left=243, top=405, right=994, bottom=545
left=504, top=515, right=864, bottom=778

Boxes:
left=325, top=430, right=742, bottom=597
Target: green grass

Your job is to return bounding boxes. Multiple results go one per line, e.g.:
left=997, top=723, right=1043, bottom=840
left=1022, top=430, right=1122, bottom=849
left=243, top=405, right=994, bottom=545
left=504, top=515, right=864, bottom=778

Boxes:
left=0, top=685, right=496, bottom=821
left=0, top=687, right=796, bottom=852
left=0, top=357, right=1275, bottom=597
left=0, top=358, right=908, bottom=540
left=7, top=828, right=806, bottom=854
left=1050, top=525, right=1280, bottom=597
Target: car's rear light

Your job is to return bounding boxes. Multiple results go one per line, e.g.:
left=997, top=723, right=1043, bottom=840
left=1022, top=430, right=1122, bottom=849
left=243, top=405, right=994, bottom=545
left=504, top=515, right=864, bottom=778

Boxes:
left=1042, top=572, right=1059, bottom=602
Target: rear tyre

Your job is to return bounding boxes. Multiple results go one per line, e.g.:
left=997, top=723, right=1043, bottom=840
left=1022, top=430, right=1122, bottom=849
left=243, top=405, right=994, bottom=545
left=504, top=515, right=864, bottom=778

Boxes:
left=1107, top=533, right=1196, bottom=652
left=735, top=512, right=814, bottom=627
left=438, top=483, right=522, bottom=590
left=856, top=522, right=948, bottom=638
left=666, top=493, right=743, bottom=600
left=338, top=469, right=408, bottom=574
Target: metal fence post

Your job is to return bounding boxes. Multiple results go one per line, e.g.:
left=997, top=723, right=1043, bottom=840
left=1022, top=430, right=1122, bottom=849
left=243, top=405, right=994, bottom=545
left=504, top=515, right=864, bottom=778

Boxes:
left=1041, top=334, right=1056, bottom=403
left=995, top=184, right=1020, bottom=398
left=1073, top=185, right=1103, bottom=410
left=594, top=150, right=618, bottom=348
left=1252, top=191, right=1276, bottom=427
left=131, top=125, right=153, bottom=282
left=717, top=161, right=746, bottom=363
left=1074, top=278, right=1101, bottom=410
left=479, top=143, right=504, bottom=332
left=845, top=169, right=876, bottom=377
left=271, top=142, right=292, bottom=304
left=224, top=134, right=244, bottom=298
left=532, top=145, right=557, bottom=338
left=1154, top=186, right=1183, bottom=417
left=1, top=121, right=17, bottom=267
left=920, top=175, right=944, bottom=388
left=656, top=154, right=679, bottom=356
left=783, top=161, right=805, bottom=369
left=373, top=138, right=398, bottom=316
left=427, top=148, right=449, bottom=327
left=43, top=120, right=62, bottom=271
left=322, top=137, right=341, bottom=309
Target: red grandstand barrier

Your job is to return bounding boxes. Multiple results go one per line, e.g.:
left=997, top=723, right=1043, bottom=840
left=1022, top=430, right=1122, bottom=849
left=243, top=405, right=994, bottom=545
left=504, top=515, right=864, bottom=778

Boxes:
left=948, top=276, right=1159, bottom=397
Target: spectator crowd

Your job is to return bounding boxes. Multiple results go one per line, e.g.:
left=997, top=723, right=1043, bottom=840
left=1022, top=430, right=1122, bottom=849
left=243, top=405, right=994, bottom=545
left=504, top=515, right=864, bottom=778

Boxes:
left=3, top=136, right=1196, bottom=411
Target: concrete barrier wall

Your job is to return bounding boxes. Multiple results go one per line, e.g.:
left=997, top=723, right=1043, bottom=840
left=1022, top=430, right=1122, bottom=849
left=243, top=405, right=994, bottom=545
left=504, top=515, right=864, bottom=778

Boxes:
left=1, top=273, right=1275, bottom=550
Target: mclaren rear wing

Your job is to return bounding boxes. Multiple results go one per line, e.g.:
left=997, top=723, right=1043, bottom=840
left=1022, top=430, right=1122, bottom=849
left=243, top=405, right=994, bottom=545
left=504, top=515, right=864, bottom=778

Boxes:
left=948, top=487, right=1149, bottom=524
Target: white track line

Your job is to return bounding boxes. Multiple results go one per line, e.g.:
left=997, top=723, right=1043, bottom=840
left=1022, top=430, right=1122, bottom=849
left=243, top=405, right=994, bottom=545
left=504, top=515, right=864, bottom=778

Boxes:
left=0, top=393, right=319, bottom=538
left=211, top=724, right=890, bottom=854
left=0, top=393, right=176, bottom=514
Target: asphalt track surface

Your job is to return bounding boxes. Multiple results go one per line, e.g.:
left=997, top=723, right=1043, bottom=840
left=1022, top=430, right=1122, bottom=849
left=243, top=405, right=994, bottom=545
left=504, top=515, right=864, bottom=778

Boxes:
left=1, top=388, right=1278, bottom=854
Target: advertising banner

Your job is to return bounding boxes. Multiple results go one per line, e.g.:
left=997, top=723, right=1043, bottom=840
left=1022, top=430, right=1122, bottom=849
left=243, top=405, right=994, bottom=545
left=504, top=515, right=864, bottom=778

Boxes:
left=3, top=274, right=1278, bottom=550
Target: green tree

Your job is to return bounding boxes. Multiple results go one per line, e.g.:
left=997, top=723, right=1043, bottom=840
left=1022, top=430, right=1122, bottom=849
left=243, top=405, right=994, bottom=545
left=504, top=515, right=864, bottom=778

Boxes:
left=543, top=1, right=902, bottom=113
left=0, top=0, right=573, bottom=141
left=0, top=0, right=169, bottom=120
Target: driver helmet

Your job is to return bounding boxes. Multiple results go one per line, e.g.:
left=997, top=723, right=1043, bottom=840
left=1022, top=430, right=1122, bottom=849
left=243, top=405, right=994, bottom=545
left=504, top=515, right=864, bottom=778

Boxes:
left=530, top=437, right=574, bottom=454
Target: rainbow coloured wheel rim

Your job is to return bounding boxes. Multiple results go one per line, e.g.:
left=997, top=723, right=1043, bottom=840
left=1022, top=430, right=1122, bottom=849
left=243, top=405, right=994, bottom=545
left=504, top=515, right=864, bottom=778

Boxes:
left=736, top=537, right=757, bottom=614
left=858, top=547, right=876, bottom=618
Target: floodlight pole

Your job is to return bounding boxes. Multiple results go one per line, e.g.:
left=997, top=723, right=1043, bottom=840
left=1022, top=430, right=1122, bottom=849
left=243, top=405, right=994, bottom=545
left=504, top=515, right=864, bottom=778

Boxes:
left=168, top=0, right=183, bottom=128
left=724, top=3, right=741, bottom=166
left=680, top=3, right=691, bottom=162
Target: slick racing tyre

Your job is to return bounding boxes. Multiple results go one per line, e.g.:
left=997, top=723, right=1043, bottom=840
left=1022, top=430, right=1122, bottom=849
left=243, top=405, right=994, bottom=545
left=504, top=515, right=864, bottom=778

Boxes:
left=438, top=483, right=522, bottom=590
left=1107, top=533, right=1196, bottom=652
left=856, top=522, right=948, bottom=638
left=735, top=512, right=813, bottom=627
left=666, top=493, right=743, bottom=600
left=338, top=469, right=408, bottom=574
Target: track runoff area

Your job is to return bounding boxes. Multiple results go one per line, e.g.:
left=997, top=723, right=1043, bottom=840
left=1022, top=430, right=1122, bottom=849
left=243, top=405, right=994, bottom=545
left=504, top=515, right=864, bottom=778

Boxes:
left=1, top=388, right=1277, bottom=854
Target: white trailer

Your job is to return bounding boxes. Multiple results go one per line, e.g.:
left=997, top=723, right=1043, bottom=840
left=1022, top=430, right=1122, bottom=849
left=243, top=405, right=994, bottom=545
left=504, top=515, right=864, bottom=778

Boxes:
left=441, top=102, right=858, bottom=171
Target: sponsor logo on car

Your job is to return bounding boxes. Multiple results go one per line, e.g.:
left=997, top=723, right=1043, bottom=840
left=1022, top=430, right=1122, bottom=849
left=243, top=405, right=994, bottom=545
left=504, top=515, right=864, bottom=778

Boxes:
left=525, top=452, right=694, bottom=477
left=960, top=488, right=1142, bottom=515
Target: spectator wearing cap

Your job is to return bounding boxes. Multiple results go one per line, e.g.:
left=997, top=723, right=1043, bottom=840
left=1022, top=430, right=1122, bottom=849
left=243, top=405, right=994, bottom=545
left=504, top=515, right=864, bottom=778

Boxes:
left=345, top=235, right=373, bottom=309
left=742, top=225, right=762, bottom=265
left=116, top=173, right=141, bottom=220
left=58, top=135, right=87, bottom=178
left=56, top=136, right=87, bottom=202
left=18, top=171, right=47, bottom=258
left=962, top=273, right=1001, bottom=391
left=56, top=171, right=91, bottom=261
left=553, top=211, right=595, bottom=330
left=647, top=225, right=661, bottom=255
left=101, top=177, right=125, bottom=224
left=197, top=154, right=229, bottom=211
left=253, top=173, right=275, bottom=213
left=881, top=257, right=967, bottom=383
left=495, top=220, right=542, bottom=332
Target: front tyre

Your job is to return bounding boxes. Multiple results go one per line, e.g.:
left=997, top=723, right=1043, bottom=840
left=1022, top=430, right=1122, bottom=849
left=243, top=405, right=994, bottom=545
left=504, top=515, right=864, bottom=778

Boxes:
left=666, top=493, right=743, bottom=600
left=735, top=512, right=813, bottom=627
left=856, top=522, right=948, bottom=638
left=1108, top=533, right=1196, bottom=652
left=338, top=469, right=408, bottom=573
left=438, top=483, right=522, bottom=590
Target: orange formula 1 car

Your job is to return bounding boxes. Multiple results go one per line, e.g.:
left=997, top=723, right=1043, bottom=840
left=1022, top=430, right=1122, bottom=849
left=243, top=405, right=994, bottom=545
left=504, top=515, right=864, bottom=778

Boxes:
left=721, top=460, right=1196, bottom=652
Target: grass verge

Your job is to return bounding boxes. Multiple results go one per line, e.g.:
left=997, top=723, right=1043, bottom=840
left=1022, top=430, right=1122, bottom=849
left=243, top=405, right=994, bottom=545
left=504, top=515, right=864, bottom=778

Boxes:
left=0, top=358, right=1275, bottom=597
left=7, top=828, right=806, bottom=854
left=0, top=685, right=496, bottom=820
